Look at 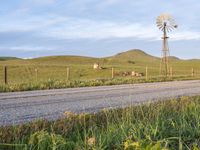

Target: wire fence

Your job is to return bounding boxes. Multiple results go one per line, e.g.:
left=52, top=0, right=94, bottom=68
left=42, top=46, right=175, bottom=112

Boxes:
left=0, top=65, right=200, bottom=85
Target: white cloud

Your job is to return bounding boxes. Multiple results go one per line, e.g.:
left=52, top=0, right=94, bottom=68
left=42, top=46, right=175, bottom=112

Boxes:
left=0, top=15, right=69, bottom=32
left=171, top=31, right=200, bottom=41
left=42, top=18, right=158, bottom=40
left=23, top=57, right=33, bottom=60
left=1, top=11, right=200, bottom=42
left=42, top=17, right=200, bottom=41
left=9, top=46, right=54, bottom=52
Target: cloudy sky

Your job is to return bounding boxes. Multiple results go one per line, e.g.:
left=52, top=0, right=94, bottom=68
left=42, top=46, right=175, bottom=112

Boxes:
left=0, top=0, right=200, bottom=58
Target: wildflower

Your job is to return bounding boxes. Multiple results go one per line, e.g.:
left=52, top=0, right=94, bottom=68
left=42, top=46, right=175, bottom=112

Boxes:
left=63, top=111, right=75, bottom=117
left=124, top=140, right=140, bottom=149
left=130, top=141, right=139, bottom=147
left=87, top=137, right=96, bottom=146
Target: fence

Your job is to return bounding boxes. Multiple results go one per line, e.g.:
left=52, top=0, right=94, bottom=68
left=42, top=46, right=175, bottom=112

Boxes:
left=1, top=65, right=200, bottom=85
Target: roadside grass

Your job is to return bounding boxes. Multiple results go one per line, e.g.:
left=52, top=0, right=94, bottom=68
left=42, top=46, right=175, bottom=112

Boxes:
left=0, top=96, right=200, bottom=149
left=1, top=75, right=200, bottom=92
left=0, top=77, right=163, bottom=92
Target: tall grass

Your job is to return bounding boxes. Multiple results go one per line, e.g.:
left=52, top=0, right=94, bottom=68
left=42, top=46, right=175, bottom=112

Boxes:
left=0, top=96, right=200, bottom=149
left=1, top=75, right=200, bottom=92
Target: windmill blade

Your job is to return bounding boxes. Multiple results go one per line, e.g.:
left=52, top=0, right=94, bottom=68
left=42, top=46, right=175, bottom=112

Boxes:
left=167, top=26, right=174, bottom=32
left=159, top=26, right=164, bottom=30
left=166, top=27, right=171, bottom=32
left=156, top=13, right=177, bottom=32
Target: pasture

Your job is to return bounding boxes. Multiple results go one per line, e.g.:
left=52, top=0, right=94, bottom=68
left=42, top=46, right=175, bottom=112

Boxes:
left=0, top=49, right=200, bottom=92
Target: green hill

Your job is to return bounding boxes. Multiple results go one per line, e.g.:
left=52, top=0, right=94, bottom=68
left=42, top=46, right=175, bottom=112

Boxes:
left=0, top=57, right=20, bottom=61
left=112, top=49, right=158, bottom=60
left=30, top=55, right=99, bottom=65
left=0, top=49, right=199, bottom=67
left=25, top=49, right=161, bottom=66
left=0, top=49, right=198, bottom=68
left=28, top=49, right=184, bottom=65
left=105, top=49, right=159, bottom=65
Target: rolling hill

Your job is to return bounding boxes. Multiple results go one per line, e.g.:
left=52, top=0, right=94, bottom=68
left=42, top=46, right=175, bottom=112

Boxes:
left=0, top=49, right=157, bottom=65
left=0, top=49, right=197, bottom=67
left=0, top=49, right=199, bottom=67
left=0, top=49, right=200, bottom=86
left=0, top=57, right=20, bottom=61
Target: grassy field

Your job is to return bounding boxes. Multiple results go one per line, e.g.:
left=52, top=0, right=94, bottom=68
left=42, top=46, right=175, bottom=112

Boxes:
left=1, top=49, right=200, bottom=92
left=0, top=96, right=200, bottom=149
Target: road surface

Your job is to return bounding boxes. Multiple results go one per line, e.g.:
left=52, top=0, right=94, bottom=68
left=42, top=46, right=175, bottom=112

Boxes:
left=1, top=80, right=200, bottom=126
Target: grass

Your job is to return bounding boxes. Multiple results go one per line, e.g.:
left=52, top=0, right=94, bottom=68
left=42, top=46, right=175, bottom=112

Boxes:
left=1, top=76, right=200, bottom=92
left=0, top=96, right=200, bottom=149
left=1, top=49, right=200, bottom=92
left=0, top=57, right=20, bottom=61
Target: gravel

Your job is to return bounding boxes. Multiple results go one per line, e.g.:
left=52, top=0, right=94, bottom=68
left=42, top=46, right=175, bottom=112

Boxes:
left=1, top=80, right=200, bottom=126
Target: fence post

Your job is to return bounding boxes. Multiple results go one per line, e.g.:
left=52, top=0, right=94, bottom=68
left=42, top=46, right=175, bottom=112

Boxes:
left=35, top=68, right=38, bottom=81
left=4, top=66, right=8, bottom=84
left=145, top=66, right=148, bottom=81
left=67, top=67, right=70, bottom=80
left=111, top=67, right=114, bottom=79
left=192, top=68, right=194, bottom=77
left=170, top=67, right=173, bottom=79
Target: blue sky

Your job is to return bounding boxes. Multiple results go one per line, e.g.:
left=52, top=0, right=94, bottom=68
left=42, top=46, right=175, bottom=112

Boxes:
left=0, top=0, right=200, bottom=59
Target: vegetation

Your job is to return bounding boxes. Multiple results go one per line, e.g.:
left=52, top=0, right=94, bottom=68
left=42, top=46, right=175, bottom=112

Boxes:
left=1, top=76, right=200, bottom=93
left=1, top=49, right=200, bottom=92
left=0, top=96, right=200, bottom=149
left=0, top=57, right=20, bottom=61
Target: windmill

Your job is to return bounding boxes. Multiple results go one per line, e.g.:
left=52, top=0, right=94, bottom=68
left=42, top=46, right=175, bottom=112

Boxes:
left=156, top=13, right=178, bottom=77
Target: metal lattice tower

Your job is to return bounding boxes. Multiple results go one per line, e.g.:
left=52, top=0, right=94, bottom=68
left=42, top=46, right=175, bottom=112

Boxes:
left=156, top=13, right=178, bottom=77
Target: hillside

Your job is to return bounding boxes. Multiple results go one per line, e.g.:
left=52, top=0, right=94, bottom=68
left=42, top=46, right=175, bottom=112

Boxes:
left=0, top=49, right=200, bottom=87
left=29, top=49, right=183, bottom=65
left=29, top=55, right=100, bottom=65
left=0, top=49, right=160, bottom=66
left=105, top=49, right=160, bottom=65
left=0, top=49, right=199, bottom=68
left=112, top=49, right=158, bottom=60
left=0, top=57, right=19, bottom=61
left=29, top=49, right=159, bottom=65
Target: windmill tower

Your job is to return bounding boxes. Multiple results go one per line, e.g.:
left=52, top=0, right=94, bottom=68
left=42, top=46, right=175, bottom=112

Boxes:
left=156, top=13, right=178, bottom=77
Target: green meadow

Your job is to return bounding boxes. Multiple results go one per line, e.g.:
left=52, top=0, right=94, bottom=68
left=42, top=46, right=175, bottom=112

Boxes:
left=0, top=49, right=200, bottom=92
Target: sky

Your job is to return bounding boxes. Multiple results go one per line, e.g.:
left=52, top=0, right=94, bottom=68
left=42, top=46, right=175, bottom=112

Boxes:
left=0, top=0, right=200, bottom=59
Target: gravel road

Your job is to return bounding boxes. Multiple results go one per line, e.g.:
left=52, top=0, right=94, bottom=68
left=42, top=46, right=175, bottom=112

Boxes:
left=1, top=80, right=200, bottom=126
